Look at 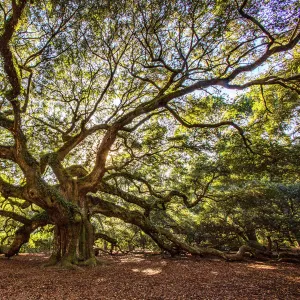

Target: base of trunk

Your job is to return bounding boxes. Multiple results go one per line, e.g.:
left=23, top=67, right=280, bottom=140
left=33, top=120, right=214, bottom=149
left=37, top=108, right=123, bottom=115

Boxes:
left=47, top=220, right=96, bottom=268
left=44, top=255, right=99, bottom=269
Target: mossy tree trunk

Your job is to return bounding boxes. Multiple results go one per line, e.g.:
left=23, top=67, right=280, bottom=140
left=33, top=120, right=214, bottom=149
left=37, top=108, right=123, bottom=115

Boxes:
left=48, top=223, right=80, bottom=267
left=47, top=218, right=97, bottom=268
left=45, top=190, right=98, bottom=268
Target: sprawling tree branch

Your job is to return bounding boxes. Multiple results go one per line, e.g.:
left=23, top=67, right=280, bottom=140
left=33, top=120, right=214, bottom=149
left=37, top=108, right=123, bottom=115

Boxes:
left=0, top=0, right=27, bottom=99
left=90, top=195, right=227, bottom=258
left=97, top=182, right=152, bottom=212
left=4, top=212, right=51, bottom=257
left=165, top=105, right=252, bottom=151
left=237, top=0, right=275, bottom=44
left=102, top=170, right=217, bottom=212
left=94, top=232, right=117, bottom=246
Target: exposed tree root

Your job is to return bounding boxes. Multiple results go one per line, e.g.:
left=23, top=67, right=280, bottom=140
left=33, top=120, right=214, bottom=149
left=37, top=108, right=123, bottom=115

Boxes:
left=78, top=257, right=98, bottom=267
left=59, top=261, right=82, bottom=270
left=227, top=243, right=293, bottom=262
left=228, top=245, right=254, bottom=261
left=43, top=254, right=112, bottom=269
left=43, top=262, right=81, bottom=270
left=43, top=258, right=83, bottom=270
left=95, top=257, right=113, bottom=266
left=42, top=255, right=59, bottom=268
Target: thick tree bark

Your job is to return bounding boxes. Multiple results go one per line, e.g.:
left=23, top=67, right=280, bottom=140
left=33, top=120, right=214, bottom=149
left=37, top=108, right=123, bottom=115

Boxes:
left=230, top=240, right=273, bottom=261
left=45, top=189, right=98, bottom=268
left=35, top=180, right=98, bottom=268
left=46, top=218, right=97, bottom=268
left=47, top=223, right=80, bottom=267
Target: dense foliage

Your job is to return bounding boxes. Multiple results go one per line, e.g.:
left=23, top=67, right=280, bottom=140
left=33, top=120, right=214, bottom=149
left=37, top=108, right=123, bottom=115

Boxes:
left=0, top=0, right=299, bottom=266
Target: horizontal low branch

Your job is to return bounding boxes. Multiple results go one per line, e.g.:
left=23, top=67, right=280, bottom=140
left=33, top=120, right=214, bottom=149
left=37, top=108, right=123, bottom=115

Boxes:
left=5, top=211, right=51, bottom=257
left=0, top=210, right=31, bottom=225
left=0, top=178, right=27, bottom=201
left=90, top=195, right=227, bottom=259
left=94, top=232, right=117, bottom=245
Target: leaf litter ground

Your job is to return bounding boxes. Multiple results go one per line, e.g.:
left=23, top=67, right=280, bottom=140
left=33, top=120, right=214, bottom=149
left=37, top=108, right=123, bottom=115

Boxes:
left=0, top=253, right=299, bottom=299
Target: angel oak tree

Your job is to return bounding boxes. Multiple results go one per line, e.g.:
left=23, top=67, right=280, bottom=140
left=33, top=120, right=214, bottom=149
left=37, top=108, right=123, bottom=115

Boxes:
left=0, top=0, right=299, bottom=267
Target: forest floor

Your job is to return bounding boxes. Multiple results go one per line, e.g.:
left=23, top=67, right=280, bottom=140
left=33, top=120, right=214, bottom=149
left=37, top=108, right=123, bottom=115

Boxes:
left=0, top=253, right=299, bottom=300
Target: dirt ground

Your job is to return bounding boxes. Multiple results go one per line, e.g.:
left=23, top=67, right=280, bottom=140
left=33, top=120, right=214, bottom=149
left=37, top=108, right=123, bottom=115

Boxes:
left=0, top=253, right=299, bottom=300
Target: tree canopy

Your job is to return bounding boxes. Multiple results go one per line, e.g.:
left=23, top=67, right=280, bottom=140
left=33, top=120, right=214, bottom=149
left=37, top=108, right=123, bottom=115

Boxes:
left=0, top=0, right=299, bottom=267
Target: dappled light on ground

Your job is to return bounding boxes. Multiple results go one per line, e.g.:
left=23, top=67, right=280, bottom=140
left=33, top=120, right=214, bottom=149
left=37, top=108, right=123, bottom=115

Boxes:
left=0, top=254, right=300, bottom=299
left=120, top=255, right=146, bottom=263
left=247, top=263, right=277, bottom=270
left=285, top=276, right=300, bottom=284
left=132, top=267, right=162, bottom=276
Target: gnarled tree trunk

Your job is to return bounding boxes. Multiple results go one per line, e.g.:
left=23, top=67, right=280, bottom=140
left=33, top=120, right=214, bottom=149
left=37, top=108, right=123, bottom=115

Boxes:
left=47, top=221, right=97, bottom=267
left=47, top=216, right=97, bottom=268
left=44, top=189, right=98, bottom=268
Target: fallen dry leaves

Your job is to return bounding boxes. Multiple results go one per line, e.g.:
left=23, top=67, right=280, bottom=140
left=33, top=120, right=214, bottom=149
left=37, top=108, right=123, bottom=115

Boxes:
left=0, top=254, right=299, bottom=299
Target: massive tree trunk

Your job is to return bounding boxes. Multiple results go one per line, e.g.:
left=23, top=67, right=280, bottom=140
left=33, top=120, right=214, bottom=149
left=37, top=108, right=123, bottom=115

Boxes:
left=44, top=187, right=98, bottom=268
left=47, top=218, right=97, bottom=268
